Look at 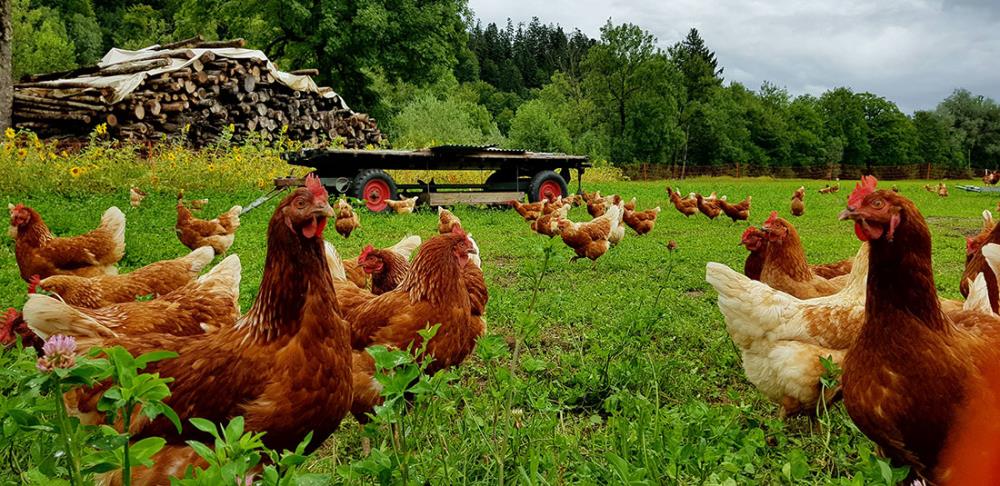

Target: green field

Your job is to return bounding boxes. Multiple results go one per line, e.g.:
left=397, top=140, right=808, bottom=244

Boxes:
left=1, top=177, right=990, bottom=484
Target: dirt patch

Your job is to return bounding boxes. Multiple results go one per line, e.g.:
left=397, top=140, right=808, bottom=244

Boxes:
left=684, top=290, right=705, bottom=298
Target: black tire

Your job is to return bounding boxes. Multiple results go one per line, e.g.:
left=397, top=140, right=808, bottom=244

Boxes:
left=353, top=169, right=397, bottom=213
left=528, top=170, right=569, bottom=202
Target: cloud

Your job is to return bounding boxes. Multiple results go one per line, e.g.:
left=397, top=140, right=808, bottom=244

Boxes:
left=468, top=0, right=1000, bottom=112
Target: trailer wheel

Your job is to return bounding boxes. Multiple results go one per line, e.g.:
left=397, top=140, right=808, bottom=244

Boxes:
left=354, top=169, right=397, bottom=212
left=528, top=170, right=568, bottom=202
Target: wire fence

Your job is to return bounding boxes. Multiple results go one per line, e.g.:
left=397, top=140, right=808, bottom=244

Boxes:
left=619, top=163, right=980, bottom=181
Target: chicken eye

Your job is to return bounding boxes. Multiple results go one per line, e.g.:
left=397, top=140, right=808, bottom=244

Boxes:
left=872, top=199, right=884, bottom=209
left=295, top=198, right=307, bottom=208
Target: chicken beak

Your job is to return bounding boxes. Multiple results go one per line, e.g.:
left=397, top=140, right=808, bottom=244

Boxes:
left=316, top=201, right=334, bottom=219
left=838, top=208, right=854, bottom=221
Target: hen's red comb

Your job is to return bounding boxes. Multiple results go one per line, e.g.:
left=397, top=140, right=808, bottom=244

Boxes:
left=27, top=275, right=40, bottom=294
left=764, top=211, right=779, bottom=227
left=848, top=175, right=878, bottom=208
left=12, top=203, right=25, bottom=212
left=4, top=308, right=17, bottom=325
left=304, top=173, right=328, bottom=202
left=741, top=226, right=758, bottom=241
left=358, top=244, right=375, bottom=262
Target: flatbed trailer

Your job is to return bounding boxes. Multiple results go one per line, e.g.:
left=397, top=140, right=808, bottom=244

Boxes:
left=278, top=145, right=591, bottom=212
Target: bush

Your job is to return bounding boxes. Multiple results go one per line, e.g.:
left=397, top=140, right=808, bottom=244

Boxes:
left=391, top=94, right=505, bottom=149
left=507, top=100, right=572, bottom=153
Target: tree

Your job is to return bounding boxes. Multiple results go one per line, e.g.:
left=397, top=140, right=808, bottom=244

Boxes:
left=668, top=27, right=724, bottom=169
left=669, top=28, right=723, bottom=103
left=0, top=0, right=11, bottom=131
left=818, top=87, right=870, bottom=167
left=858, top=92, right=916, bottom=167
left=582, top=21, right=682, bottom=164
left=507, top=99, right=572, bottom=152
left=583, top=21, right=656, bottom=139
left=173, top=0, right=475, bottom=112
left=937, top=89, right=1000, bottom=168
left=913, top=110, right=959, bottom=167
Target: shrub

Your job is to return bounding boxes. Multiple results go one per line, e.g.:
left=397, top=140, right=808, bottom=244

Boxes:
left=507, top=100, right=572, bottom=153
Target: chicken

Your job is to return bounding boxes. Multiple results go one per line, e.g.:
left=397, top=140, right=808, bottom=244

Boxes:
left=386, top=196, right=419, bottom=214
left=358, top=235, right=422, bottom=295
left=924, top=184, right=936, bottom=193
left=347, top=229, right=484, bottom=371
left=23, top=254, right=241, bottom=339
left=790, top=186, right=805, bottom=217
left=129, top=187, right=146, bottom=208
left=706, top=243, right=869, bottom=416
left=758, top=211, right=846, bottom=299
left=608, top=201, right=626, bottom=247
left=666, top=187, right=698, bottom=217
left=587, top=197, right=608, bottom=218
left=37, top=246, right=215, bottom=308
left=9, top=204, right=126, bottom=281
left=189, top=198, right=209, bottom=210
left=938, top=182, right=949, bottom=197
left=984, top=169, right=1000, bottom=186
left=819, top=179, right=840, bottom=194
left=342, top=259, right=368, bottom=288
left=740, top=225, right=853, bottom=281
left=58, top=175, right=352, bottom=481
left=562, top=194, right=583, bottom=207
left=175, top=194, right=241, bottom=255
left=2, top=308, right=43, bottom=352
left=717, top=195, right=751, bottom=223
left=438, top=207, right=462, bottom=234
left=334, top=199, right=360, bottom=238
left=556, top=205, right=622, bottom=263
left=623, top=197, right=637, bottom=212
left=581, top=190, right=601, bottom=204
left=509, top=200, right=543, bottom=221
left=531, top=204, right=569, bottom=238
left=838, top=175, right=1000, bottom=483
left=961, top=209, right=1000, bottom=312
left=623, top=205, right=660, bottom=235
left=695, top=193, right=722, bottom=219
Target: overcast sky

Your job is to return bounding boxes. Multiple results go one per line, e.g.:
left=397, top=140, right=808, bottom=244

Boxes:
left=467, top=0, right=999, bottom=113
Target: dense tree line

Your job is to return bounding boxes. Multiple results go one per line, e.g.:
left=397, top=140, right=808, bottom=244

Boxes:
left=3, top=1, right=999, bottom=171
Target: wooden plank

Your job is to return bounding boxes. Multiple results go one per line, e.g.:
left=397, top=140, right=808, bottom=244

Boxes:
left=428, top=192, right=524, bottom=206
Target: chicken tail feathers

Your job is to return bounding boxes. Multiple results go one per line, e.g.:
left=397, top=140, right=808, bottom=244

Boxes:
left=389, top=235, right=422, bottom=261
left=182, top=246, right=216, bottom=274
left=99, top=206, right=127, bottom=261
left=218, top=206, right=242, bottom=232
left=964, top=273, right=992, bottom=315
left=22, top=294, right=117, bottom=340
left=324, top=240, right=348, bottom=281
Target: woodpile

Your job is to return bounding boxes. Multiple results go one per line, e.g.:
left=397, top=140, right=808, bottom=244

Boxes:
left=12, top=37, right=383, bottom=148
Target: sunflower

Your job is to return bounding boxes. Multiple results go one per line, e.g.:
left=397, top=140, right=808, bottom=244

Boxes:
left=4, top=127, right=14, bottom=140
left=69, top=166, right=83, bottom=178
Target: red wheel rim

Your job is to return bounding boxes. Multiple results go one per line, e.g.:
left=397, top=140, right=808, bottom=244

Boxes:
left=538, top=180, right=563, bottom=201
left=363, top=179, right=391, bottom=212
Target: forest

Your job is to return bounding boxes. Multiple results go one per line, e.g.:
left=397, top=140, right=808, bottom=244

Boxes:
left=5, top=0, right=1000, bottom=172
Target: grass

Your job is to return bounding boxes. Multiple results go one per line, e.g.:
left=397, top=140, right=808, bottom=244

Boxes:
left=1, top=176, right=991, bottom=484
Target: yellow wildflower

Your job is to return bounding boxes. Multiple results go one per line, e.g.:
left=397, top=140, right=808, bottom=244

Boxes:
left=95, top=123, right=108, bottom=136
left=69, top=166, right=83, bottom=178
left=4, top=128, right=14, bottom=140
left=60, top=150, right=68, bottom=158
left=17, top=148, right=26, bottom=157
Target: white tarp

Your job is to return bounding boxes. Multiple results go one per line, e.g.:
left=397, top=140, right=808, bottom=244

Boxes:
left=30, top=45, right=348, bottom=110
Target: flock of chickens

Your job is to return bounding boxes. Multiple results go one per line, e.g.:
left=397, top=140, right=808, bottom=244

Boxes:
left=8, top=172, right=1000, bottom=484
left=509, top=192, right=661, bottom=264
left=4, top=175, right=488, bottom=484
left=707, top=176, right=1000, bottom=483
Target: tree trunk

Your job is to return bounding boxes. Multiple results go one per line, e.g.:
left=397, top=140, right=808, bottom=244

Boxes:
left=0, top=0, right=12, bottom=131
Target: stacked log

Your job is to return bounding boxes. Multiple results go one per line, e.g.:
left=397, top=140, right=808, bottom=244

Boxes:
left=12, top=38, right=383, bottom=148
